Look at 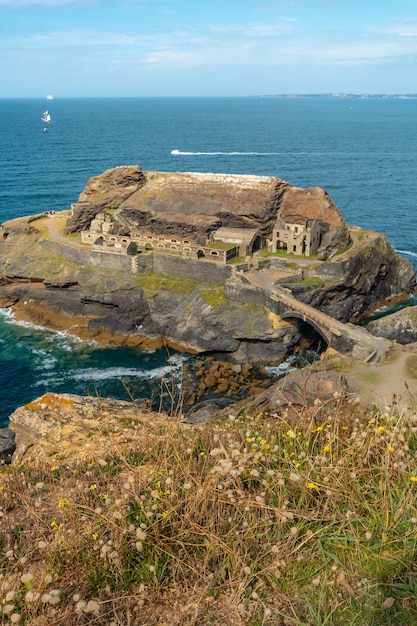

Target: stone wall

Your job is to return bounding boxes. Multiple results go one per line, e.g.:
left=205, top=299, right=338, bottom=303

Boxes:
left=153, top=255, right=232, bottom=283
left=41, top=241, right=232, bottom=283
left=41, top=241, right=132, bottom=272
left=225, top=280, right=284, bottom=314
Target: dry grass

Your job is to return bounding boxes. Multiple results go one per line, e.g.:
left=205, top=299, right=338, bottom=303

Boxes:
left=1, top=396, right=417, bottom=625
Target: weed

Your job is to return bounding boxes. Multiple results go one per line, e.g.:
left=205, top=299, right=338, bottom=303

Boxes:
left=2, top=394, right=417, bottom=623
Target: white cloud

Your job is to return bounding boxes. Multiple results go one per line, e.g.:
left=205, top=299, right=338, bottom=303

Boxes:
left=209, top=20, right=294, bottom=37
left=369, top=23, right=417, bottom=38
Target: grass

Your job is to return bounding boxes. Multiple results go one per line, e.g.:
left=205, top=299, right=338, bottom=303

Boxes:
left=134, top=270, right=201, bottom=297
left=1, top=394, right=417, bottom=624
left=405, top=355, right=417, bottom=379
left=199, top=284, right=228, bottom=309
left=298, top=277, right=329, bottom=287
left=361, top=372, right=383, bottom=385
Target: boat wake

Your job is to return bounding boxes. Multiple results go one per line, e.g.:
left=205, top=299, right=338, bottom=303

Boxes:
left=171, top=149, right=278, bottom=156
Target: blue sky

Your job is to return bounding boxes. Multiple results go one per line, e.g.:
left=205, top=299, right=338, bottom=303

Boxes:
left=1, top=0, right=417, bottom=97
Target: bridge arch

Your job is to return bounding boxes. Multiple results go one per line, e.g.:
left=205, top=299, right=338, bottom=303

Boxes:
left=280, top=311, right=331, bottom=347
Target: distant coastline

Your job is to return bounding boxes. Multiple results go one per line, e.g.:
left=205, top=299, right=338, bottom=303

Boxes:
left=252, top=93, right=417, bottom=99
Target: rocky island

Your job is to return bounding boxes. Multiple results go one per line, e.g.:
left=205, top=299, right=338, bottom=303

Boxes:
left=1, top=165, right=414, bottom=359
left=1, top=164, right=417, bottom=439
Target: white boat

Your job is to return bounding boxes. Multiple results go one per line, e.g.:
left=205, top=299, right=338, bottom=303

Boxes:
left=46, top=94, right=53, bottom=100
left=41, top=110, right=51, bottom=123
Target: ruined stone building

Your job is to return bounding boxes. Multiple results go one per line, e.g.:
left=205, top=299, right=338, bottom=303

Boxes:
left=271, top=216, right=321, bottom=257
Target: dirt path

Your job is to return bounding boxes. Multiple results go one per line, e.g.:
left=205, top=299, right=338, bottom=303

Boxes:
left=343, top=344, right=417, bottom=412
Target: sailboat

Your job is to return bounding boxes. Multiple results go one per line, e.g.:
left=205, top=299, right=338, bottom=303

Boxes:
left=46, top=94, right=53, bottom=100
left=41, top=110, right=51, bottom=123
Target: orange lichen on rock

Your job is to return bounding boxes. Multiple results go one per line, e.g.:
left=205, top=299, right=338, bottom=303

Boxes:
left=24, top=393, right=75, bottom=411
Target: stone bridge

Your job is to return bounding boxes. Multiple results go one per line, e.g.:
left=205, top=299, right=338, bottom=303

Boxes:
left=235, top=271, right=392, bottom=362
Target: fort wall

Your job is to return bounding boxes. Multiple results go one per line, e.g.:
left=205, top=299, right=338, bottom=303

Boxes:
left=42, top=241, right=232, bottom=283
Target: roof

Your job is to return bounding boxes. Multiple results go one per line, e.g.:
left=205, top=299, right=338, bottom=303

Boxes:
left=212, top=227, right=260, bottom=245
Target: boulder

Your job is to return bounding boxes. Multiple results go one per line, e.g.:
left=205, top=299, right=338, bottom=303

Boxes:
left=0, top=428, right=16, bottom=464
left=366, top=305, right=417, bottom=344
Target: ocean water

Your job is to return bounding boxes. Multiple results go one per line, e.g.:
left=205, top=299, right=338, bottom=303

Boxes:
left=1, top=96, right=417, bottom=425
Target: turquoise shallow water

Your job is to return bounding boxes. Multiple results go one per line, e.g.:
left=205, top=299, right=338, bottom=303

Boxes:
left=0, top=308, right=185, bottom=425
left=1, top=96, right=416, bottom=425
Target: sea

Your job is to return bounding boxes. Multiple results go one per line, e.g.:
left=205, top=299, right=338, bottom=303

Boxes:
left=1, top=96, right=417, bottom=426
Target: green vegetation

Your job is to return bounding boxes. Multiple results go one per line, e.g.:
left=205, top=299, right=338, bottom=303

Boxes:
left=199, top=284, right=227, bottom=308
left=285, top=261, right=299, bottom=270
left=2, top=396, right=417, bottom=624
left=298, top=277, right=329, bottom=287
left=260, top=248, right=312, bottom=261
left=134, top=270, right=200, bottom=297
left=405, top=355, right=417, bottom=379
left=335, top=240, right=354, bottom=255
left=362, top=371, right=383, bottom=385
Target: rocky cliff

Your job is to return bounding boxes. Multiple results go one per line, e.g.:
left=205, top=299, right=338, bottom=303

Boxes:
left=282, top=229, right=416, bottom=322
left=0, top=167, right=415, bottom=368
left=64, top=166, right=350, bottom=257
left=366, top=305, right=417, bottom=344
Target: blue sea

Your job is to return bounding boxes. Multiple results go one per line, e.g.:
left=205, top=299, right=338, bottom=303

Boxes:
left=1, top=96, right=417, bottom=426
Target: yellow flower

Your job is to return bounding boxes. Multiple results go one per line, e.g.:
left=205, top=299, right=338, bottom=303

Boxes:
left=199, top=451, right=205, bottom=456
left=410, top=476, right=417, bottom=483
left=50, top=520, right=60, bottom=530
left=58, top=498, right=70, bottom=508
left=306, top=482, right=320, bottom=493
left=377, top=426, right=385, bottom=432
left=92, top=533, right=98, bottom=540
left=89, top=484, right=97, bottom=491
left=388, top=445, right=395, bottom=453
left=323, top=445, right=331, bottom=453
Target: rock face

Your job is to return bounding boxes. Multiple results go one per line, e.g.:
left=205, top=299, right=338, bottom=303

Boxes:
left=64, top=166, right=350, bottom=257
left=64, top=166, right=147, bottom=234
left=284, top=230, right=416, bottom=323
left=366, top=306, right=417, bottom=344
left=8, top=392, right=173, bottom=462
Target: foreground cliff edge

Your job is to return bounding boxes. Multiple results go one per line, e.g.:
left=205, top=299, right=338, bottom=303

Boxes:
left=2, top=384, right=417, bottom=624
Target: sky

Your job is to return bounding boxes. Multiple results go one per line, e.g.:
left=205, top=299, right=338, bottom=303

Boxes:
left=1, top=0, right=417, bottom=97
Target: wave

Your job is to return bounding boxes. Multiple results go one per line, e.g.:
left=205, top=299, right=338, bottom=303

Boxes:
left=0, top=310, right=95, bottom=347
left=171, top=149, right=278, bottom=156
left=0, top=307, right=14, bottom=320
left=397, top=249, right=417, bottom=259
left=66, top=362, right=184, bottom=383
